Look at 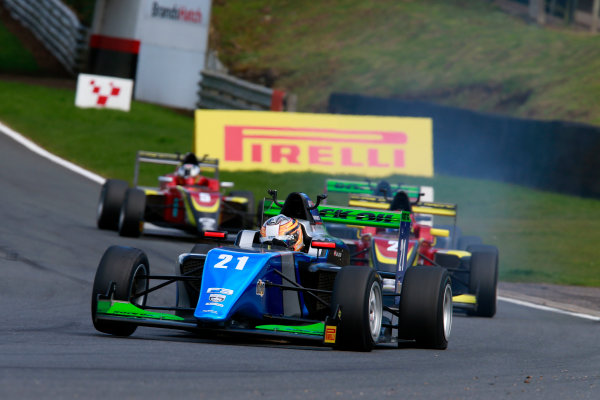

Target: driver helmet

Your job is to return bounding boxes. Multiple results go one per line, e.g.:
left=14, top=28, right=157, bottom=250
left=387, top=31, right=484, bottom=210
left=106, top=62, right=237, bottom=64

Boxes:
left=177, top=163, right=200, bottom=178
left=260, top=214, right=304, bottom=251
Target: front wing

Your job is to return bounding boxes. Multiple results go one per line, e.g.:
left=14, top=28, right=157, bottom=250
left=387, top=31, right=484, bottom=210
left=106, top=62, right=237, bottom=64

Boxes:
left=95, top=298, right=331, bottom=343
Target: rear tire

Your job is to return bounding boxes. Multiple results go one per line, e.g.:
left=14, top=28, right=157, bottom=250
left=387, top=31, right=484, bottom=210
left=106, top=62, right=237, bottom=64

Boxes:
left=398, top=266, right=452, bottom=349
left=467, top=244, right=498, bottom=318
left=118, top=188, right=146, bottom=237
left=91, top=246, right=150, bottom=336
left=331, top=266, right=382, bottom=352
left=229, top=190, right=256, bottom=229
left=97, top=179, right=128, bottom=230
left=457, top=235, right=482, bottom=250
left=256, top=198, right=265, bottom=226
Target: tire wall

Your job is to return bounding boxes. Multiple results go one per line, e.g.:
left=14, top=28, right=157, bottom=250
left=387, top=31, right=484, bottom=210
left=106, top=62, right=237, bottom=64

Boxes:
left=328, top=93, right=600, bottom=198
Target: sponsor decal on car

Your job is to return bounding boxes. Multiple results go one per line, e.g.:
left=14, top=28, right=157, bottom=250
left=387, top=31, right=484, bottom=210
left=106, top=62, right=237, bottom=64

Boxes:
left=324, top=326, right=337, bottom=344
left=209, top=294, right=226, bottom=303
left=207, top=288, right=234, bottom=295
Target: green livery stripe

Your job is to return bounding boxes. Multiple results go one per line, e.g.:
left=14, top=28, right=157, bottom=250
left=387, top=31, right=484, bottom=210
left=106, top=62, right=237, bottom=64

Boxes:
left=255, top=322, right=325, bottom=336
left=97, top=300, right=184, bottom=321
left=263, top=200, right=410, bottom=228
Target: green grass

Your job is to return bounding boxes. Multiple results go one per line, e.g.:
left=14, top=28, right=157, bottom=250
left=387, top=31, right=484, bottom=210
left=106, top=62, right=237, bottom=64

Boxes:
left=1, top=80, right=599, bottom=286
left=0, top=80, right=194, bottom=179
left=211, top=0, right=600, bottom=126
left=0, top=21, right=38, bottom=73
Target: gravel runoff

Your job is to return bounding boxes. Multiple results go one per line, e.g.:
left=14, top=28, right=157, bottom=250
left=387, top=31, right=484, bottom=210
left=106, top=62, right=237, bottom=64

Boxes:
left=498, top=282, right=600, bottom=318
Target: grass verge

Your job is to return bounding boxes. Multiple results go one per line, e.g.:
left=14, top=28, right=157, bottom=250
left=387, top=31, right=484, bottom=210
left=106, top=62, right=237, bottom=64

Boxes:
left=211, top=0, right=600, bottom=126
left=0, top=18, right=38, bottom=73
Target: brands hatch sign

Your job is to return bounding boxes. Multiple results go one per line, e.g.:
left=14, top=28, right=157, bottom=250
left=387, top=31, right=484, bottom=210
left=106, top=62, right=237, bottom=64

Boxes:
left=195, top=110, right=433, bottom=177
left=151, top=1, right=203, bottom=24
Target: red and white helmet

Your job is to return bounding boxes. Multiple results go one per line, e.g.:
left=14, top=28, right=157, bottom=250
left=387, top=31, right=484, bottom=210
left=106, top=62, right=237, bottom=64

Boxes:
left=259, top=214, right=304, bottom=251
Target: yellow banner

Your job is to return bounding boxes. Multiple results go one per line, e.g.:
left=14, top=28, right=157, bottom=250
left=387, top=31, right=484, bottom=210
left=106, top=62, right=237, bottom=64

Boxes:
left=194, top=110, right=433, bottom=177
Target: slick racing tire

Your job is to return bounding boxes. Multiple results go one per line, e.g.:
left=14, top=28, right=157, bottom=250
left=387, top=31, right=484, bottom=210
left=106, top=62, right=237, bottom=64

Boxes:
left=467, top=244, right=499, bottom=318
left=398, top=266, right=452, bottom=349
left=118, top=188, right=146, bottom=237
left=331, top=266, right=383, bottom=352
left=91, top=246, right=150, bottom=336
left=97, top=179, right=128, bottom=230
left=256, top=198, right=265, bottom=226
left=229, top=190, right=256, bottom=229
left=457, top=235, right=483, bottom=251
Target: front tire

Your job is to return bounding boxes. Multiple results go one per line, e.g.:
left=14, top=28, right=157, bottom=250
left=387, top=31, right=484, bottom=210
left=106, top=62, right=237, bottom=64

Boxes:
left=91, top=246, right=150, bottom=336
left=398, top=266, right=452, bottom=349
left=118, top=188, right=146, bottom=237
left=331, top=266, right=383, bottom=352
left=467, top=244, right=499, bottom=317
left=97, top=179, right=128, bottom=230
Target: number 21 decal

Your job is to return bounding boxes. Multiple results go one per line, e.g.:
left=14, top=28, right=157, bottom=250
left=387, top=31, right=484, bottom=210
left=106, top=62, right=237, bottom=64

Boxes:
left=214, top=254, right=249, bottom=270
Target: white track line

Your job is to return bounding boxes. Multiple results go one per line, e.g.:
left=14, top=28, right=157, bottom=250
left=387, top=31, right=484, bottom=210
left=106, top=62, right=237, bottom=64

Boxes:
left=0, top=120, right=105, bottom=185
left=1, top=119, right=599, bottom=321
left=499, top=296, right=600, bottom=322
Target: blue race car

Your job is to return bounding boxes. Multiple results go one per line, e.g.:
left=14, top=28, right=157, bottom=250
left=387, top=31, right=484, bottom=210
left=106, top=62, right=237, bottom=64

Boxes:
left=91, top=190, right=453, bottom=351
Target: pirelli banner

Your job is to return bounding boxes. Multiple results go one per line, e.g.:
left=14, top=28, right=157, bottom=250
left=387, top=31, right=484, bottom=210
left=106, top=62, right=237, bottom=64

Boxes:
left=194, top=110, right=433, bottom=177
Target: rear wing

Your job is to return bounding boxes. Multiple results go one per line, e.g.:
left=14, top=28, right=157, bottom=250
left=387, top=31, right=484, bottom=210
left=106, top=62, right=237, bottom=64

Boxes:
left=133, top=151, right=219, bottom=186
left=263, top=199, right=411, bottom=229
left=346, top=195, right=455, bottom=229
left=263, top=199, right=412, bottom=289
left=325, top=178, right=434, bottom=203
left=345, top=196, right=457, bottom=218
left=411, top=201, right=457, bottom=218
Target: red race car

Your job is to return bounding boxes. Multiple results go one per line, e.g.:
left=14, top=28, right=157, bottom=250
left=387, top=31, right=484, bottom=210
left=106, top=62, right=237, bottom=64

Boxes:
left=324, top=180, right=499, bottom=317
left=96, top=151, right=255, bottom=238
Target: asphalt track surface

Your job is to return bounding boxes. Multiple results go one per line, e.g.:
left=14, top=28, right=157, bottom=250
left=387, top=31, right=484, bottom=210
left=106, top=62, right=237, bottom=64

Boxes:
left=0, top=130, right=599, bottom=399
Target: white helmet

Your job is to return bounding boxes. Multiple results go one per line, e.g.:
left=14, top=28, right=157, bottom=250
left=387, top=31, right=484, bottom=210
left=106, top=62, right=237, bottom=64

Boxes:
left=177, top=163, right=200, bottom=178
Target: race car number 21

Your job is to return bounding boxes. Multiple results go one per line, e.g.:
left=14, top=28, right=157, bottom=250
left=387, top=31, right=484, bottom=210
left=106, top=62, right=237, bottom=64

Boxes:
left=214, top=254, right=249, bottom=270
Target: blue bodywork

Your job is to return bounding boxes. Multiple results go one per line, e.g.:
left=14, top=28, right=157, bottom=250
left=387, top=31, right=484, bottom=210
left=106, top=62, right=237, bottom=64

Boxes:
left=192, top=246, right=331, bottom=324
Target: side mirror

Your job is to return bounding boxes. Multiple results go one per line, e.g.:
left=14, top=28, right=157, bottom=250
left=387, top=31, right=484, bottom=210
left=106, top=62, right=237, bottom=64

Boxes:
left=159, top=176, right=173, bottom=183
left=220, top=181, right=234, bottom=188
